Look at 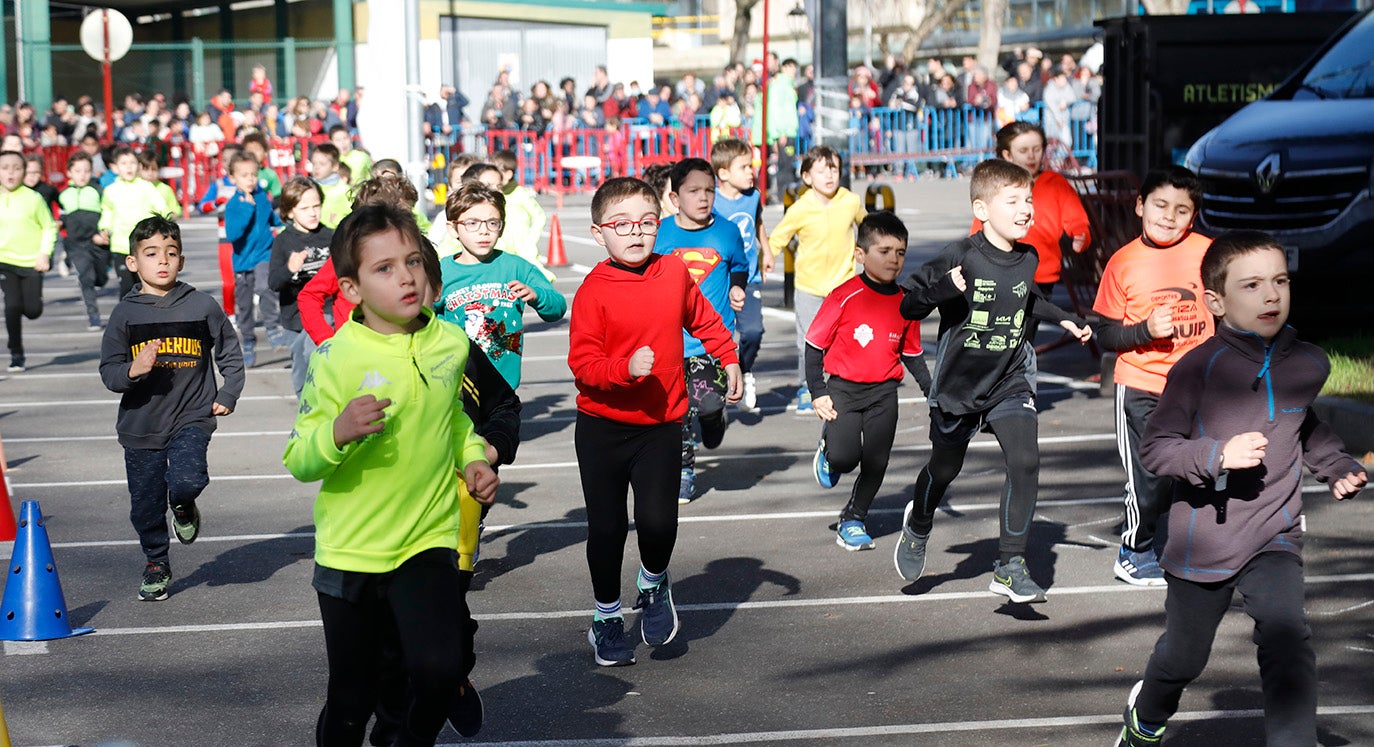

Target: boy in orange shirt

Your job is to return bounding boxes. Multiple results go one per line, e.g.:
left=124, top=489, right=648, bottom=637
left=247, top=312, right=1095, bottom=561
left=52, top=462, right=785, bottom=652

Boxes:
left=1092, top=166, right=1213, bottom=586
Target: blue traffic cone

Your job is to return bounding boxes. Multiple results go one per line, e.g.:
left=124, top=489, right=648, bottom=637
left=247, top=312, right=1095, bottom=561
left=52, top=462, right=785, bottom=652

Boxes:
left=0, top=501, right=94, bottom=641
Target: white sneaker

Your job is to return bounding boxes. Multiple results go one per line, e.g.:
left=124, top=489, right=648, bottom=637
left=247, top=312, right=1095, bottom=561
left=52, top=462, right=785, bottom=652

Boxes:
left=742, top=373, right=758, bottom=411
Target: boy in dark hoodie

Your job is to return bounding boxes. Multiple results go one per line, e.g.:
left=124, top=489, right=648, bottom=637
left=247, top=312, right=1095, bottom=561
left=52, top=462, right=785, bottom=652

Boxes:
left=1117, top=230, right=1367, bottom=747
left=99, top=215, right=245, bottom=602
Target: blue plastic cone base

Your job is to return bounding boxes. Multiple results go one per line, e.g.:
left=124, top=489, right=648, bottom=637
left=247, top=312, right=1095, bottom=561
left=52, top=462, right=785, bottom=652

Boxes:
left=0, top=500, right=96, bottom=641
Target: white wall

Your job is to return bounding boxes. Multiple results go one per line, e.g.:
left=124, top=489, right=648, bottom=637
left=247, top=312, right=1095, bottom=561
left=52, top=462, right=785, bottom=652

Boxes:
left=608, top=37, right=654, bottom=90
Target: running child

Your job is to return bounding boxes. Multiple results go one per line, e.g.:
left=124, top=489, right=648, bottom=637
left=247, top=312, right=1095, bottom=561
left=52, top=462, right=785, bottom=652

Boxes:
left=310, top=143, right=351, bottom=228
left=894, top=159, right=1091, bottom=603
left=1117, top=230, right=1367, bottom=747
left=437, top=182, right=567, bottom=390
left=1093, top=166, right=1214, bottom=587
left=641, top=163, right=676, bottom=217
left=767, top=145, right=866, bottom=414
left=223, top=151, right=285, bottom=367
left=138, top=150, right=181, bottom=217
left=283, top=202, right=497, bottom=745
left=267, top=176, right=333, bottom=397
left=98, top=146, right=171, bottom=299
left=653, top=157, right=749, bottom=504
left=330, top=124, right=372, bottom=184
left=59, top=151, right=107, bottom=330
left=569, top=177, right=742, bottom=666
left=99, top=215, right=245, bottom=601
left=711, top=137, right=775, bottom=412
left=489, top=149, right=555, bottom=281
left=808, top=211, right=929, bottom=550
left=240, top=132, right=283, bottom=201
left=0, top=150, right=57, bottom=372
left=428, top=154, right=482, bottom=257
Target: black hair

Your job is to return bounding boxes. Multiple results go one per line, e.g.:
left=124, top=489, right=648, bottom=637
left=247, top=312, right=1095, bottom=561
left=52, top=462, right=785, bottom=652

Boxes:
left=857, top=210, right=908, bottom=249
left=129, top=214, right=182, bottom=250
left=669, top=158, right=714, bottom=193
left=1139, top=165, right=1203, bottom=212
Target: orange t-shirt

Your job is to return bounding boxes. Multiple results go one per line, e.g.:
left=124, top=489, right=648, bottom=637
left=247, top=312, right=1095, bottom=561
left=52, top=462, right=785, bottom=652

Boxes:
left=1093, top=232, right=1215, bottom=394
left=971, top=170, right=1090, bottom=284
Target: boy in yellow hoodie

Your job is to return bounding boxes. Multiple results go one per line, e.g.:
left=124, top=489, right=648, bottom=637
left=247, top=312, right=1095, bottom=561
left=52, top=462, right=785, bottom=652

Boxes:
left=767, top=145, right=866, bottom=414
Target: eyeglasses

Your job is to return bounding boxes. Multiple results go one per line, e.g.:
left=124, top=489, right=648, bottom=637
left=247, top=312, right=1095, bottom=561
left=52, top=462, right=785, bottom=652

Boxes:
left=597, top=218, right=661, bottom=236
left=453, top=218, right=503, bottom=233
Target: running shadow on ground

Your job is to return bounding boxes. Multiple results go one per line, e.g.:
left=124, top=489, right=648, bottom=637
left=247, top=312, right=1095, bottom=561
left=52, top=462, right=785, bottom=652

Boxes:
left=517, top=393, right=574, bottom=440
left=469, top=507, right=587, bottom=592
left=470, top=650, right=633, bottom=741
left=695, top=446, right=798, bottom=496
left=1159, top=687, right=1358, bottom=746
left=173, top=525, right=314, bottom=592
left=67, top=599, right=108, bottom=628
left=645, top=556, right=801, bottom=661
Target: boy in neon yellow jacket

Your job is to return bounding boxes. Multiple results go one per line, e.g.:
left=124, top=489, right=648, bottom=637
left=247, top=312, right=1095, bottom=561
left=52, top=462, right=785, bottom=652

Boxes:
left=0, top=149, right=58, bottom=372
left=283, top=203, right=497, bottom=744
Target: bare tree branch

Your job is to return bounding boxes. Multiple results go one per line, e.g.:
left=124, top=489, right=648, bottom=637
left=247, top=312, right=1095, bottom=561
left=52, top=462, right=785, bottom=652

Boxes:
left=900, top=0, right=974, bottom=62
left=730, top=0, right=764, bottom=65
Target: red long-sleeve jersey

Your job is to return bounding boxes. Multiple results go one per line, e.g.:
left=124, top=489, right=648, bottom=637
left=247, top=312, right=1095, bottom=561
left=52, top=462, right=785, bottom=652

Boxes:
left=568, top=254, right=739, bottom=425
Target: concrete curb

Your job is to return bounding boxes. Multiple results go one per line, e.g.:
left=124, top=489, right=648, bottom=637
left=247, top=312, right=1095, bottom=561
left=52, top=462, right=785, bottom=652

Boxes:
left=1313, top=396, right=1374, bottom=459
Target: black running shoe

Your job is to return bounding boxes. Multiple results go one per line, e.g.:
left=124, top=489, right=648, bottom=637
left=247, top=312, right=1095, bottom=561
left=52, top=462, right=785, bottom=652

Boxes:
left=448, top=678, right=484, bottom=737
left=139, top=561, right=171, bottom=601
left=171, top=503, right=201, bottom=544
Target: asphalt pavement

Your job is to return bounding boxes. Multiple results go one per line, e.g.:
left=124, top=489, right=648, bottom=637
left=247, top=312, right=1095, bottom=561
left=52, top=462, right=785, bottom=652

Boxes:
left=0, top=177, right=1370, bottom=747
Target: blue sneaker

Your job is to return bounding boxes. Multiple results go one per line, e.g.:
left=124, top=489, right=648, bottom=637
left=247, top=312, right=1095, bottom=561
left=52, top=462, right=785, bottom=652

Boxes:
left=795, top=385, right=813, bottom=416
left=836, top=520, right=875, bottom=551
left=634, top=573, right=680, bottom=646
left=813, top=439, right=838, bottom=488
left=587, top=617, right=636, bottom=666
left=677, top=468, right=696, bottom=505
left=1114, top=545, right=1166, bottom=587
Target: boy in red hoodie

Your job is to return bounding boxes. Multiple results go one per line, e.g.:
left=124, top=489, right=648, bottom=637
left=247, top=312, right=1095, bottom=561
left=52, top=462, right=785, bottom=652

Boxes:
left=568, top=177, right=742, bottom=667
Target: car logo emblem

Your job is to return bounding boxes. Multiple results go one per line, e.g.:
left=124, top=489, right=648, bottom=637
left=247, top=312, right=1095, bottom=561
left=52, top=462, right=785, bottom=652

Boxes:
left=1255, top=152, right=1282, bottom=194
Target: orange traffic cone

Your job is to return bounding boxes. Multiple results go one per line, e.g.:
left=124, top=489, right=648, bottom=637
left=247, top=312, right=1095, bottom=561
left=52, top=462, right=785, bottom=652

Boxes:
left=546, top=214, right=568, bottom=268
left=0, top=454, right=15, bottom=543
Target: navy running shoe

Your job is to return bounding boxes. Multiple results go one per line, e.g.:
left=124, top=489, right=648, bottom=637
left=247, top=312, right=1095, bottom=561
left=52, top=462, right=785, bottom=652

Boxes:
left=634, top=573, right=680, bottom=646
left=588, top=617, right=636, bottom=666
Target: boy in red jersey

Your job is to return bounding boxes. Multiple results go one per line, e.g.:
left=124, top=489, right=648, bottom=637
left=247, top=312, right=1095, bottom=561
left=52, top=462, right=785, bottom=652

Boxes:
left=1093, top=166, right=1214, bottom=587
left=568, top=177, right=742, bottom=667
left=807, top=211, right=930, bottom=551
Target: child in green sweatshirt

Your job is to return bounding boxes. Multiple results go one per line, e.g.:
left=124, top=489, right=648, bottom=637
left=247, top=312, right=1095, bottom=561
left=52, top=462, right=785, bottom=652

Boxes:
left=98, top=146, right=171, bottom=299
left=0, top=149, right=58, bottom=372
left=283, top=202, right=497, bottom=746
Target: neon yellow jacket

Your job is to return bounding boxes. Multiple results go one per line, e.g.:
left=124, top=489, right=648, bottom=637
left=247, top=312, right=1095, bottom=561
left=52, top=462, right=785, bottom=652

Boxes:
left=320, top=180, right=352, bottom=230
left=767, top=187, right=866, bottom=297
left=342, top=149, right=373, bottom=184
left=496, top=185, right=546, bottom=258
left=0, top=186, right=58, bottom=267
left=283, top=308, right=490, bottom=573
left=155, top=182, right=181, bottom=217
left=99, top=177, right=170, bottom=255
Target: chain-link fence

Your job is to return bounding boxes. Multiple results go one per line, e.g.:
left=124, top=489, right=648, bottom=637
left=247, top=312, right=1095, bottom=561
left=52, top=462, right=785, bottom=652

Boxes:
left=37, top=38, right=337, bottom=112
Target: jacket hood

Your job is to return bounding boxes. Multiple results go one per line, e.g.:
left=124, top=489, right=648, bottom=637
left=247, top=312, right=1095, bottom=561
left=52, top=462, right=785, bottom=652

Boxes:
left=124, top=281, right=197, bottom=308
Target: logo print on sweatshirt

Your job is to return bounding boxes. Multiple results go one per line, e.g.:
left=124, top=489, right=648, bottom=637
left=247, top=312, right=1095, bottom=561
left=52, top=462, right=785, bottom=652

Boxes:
left=852, top=323, right=874, bottom=348
left=671, top=247, right=722, bottom=283
left=358, top=370, right=391, bottom=390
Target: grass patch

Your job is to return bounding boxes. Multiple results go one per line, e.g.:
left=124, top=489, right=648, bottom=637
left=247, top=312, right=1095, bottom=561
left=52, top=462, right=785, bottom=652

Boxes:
left=1321, top=336, right=1374, bottom=404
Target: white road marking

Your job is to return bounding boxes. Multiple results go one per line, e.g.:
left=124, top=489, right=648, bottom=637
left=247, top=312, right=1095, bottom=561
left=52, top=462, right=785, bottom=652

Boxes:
left=56, top=574, right=1374, bottom=638
left=1312, top=599, right=1374, bottom=617
left=433, top=705, right=1374, bottom=747
left=3, top=640, right=48, bottom=655
left=0, top=394, right=295, bottom=409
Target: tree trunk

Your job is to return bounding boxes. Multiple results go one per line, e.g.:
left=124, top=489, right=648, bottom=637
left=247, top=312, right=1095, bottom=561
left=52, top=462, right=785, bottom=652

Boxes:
left=900, top=0, right=974, bottom=62
left=977, top=0, right=1007, bottom=73
left=731, top=0, right=763, bottom=65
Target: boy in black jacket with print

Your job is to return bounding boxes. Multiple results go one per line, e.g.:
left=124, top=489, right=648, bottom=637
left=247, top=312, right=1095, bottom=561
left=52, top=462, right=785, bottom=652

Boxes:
left=99, top=215, right=245, bottom=602
left=894, top=159, right=1091, bottom=603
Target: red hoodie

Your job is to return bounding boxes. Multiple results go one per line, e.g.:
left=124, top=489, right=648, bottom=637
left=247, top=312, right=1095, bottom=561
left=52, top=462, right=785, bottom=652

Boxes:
left=568, top=254, right=738, bottom=425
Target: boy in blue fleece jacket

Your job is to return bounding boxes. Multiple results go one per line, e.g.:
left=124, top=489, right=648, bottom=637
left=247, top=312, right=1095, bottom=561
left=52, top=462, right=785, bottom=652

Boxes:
left=1118, top=230, right=1367, bottom=747
left=223, top=151, right=284, bottom=366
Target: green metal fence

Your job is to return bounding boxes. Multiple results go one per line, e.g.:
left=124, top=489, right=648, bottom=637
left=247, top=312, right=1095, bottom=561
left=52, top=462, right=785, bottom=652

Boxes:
left=36, top=38, right=337, bottom=111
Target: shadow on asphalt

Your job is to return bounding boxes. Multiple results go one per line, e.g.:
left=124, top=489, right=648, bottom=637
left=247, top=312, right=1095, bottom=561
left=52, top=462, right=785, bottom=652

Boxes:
left=470, top=507, right=587, bottom=592
left=174, top=525, right=313, bottom=592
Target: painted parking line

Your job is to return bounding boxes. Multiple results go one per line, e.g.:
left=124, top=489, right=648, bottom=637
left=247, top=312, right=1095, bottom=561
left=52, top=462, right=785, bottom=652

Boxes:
left=55, top=573, right=1374, bottom=638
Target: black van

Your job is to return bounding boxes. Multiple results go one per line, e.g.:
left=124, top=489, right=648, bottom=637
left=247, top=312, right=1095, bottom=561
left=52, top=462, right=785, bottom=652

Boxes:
left=1183, top=8, right=1374, bottom=322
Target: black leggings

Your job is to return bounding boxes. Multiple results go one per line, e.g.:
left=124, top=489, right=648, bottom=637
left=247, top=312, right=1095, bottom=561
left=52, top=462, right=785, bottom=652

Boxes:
left=316, top=548, right=469, bottom=747
left=0, top=263, right=43, bottom=356
left=907, top=407, right=1039, bottom=562
left=824, top=378, right=899, bottom=523
left=576, top=412, right=680, bottom=604
left=1136, top=552, right=1315, bottom=745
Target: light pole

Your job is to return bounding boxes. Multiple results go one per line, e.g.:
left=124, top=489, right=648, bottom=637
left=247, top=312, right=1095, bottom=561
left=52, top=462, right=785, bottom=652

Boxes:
left=787, top=2, right=808, bottom=60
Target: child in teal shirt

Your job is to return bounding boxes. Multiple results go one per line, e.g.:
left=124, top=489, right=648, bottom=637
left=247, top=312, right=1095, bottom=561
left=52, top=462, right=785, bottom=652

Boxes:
left=436, top=182, right=568, bottom=389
